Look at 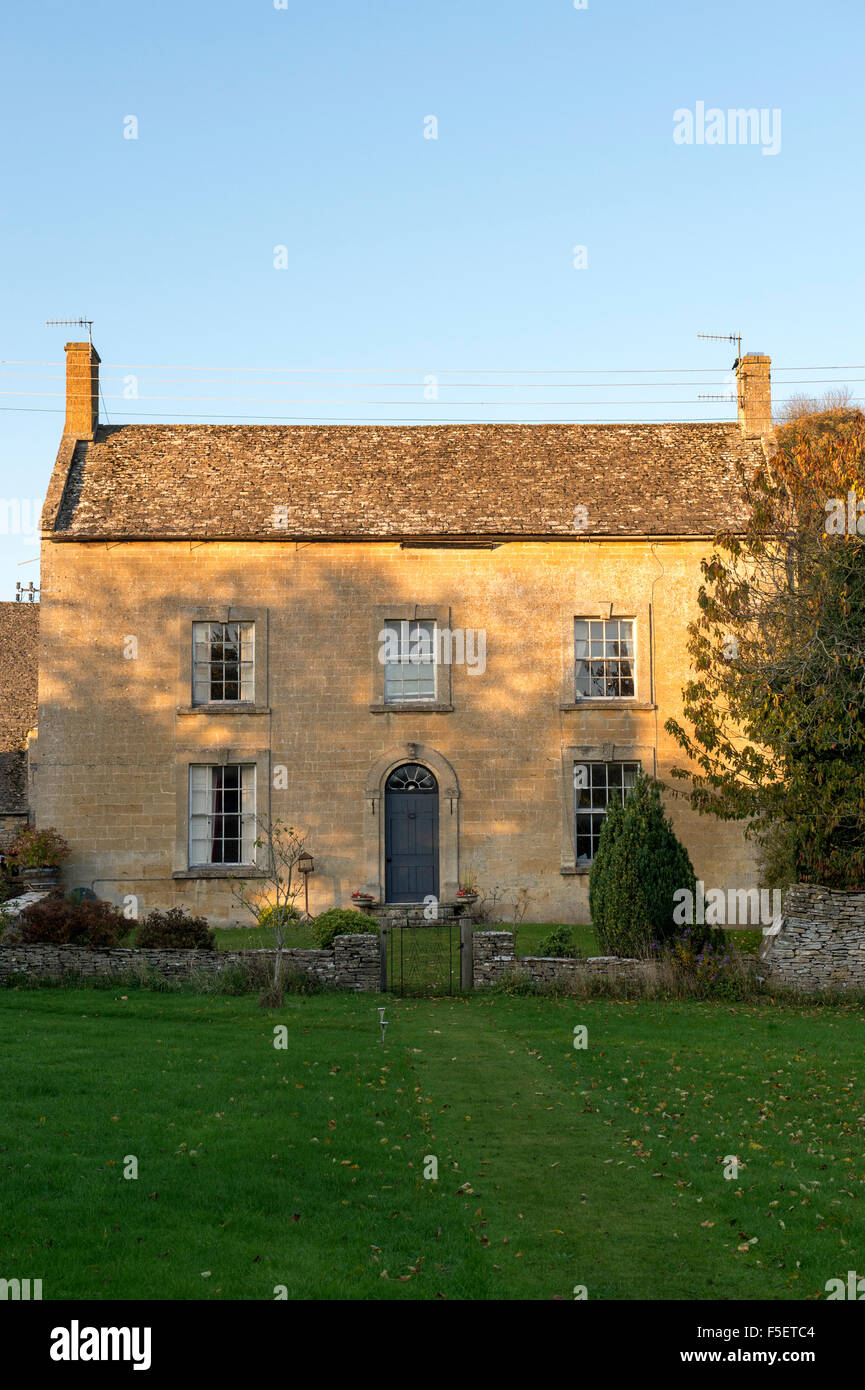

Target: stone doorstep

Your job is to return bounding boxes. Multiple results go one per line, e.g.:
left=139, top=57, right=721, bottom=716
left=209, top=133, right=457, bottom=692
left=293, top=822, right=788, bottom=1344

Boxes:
left=370, top=902, right=475, bottom=924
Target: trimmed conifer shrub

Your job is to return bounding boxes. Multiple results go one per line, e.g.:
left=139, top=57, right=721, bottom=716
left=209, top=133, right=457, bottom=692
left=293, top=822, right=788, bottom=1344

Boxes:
left=589, top=773, right=698, bottom=957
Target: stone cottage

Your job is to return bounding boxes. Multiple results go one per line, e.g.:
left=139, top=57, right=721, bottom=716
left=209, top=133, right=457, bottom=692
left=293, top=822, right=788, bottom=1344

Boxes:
left=0, top=600, right=39, bottom=851
left=32, top=342, right=773, bottom=924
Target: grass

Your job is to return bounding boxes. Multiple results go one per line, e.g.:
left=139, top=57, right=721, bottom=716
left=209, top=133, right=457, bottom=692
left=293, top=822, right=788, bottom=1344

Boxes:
left=206, top=921, right=764, bottom=957
left=207, top=920, right=603, bottom=955
left=0, top=987, right=861, bottom=1300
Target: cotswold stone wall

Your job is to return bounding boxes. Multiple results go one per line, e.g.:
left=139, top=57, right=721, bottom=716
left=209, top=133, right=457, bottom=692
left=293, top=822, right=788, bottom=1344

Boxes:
left=760, top=884, right=865, bottom=992
left=0, top=934, right=380, bottom=992
left=34, top=538, right=760, bottom=928
left=472, top=930, right=640, bottom=988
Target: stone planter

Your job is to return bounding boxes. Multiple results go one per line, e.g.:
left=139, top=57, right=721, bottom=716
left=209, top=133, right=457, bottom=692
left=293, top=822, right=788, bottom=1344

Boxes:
left=455, top=893, right=478, bottom=914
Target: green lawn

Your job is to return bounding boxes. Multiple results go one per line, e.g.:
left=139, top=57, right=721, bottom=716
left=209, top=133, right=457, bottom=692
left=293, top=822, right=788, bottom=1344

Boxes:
left=208, top=920, right=603, bottom=954
left=208, top=920, right=763, bottom=957
left=0, top=987, right=860, bottom=1300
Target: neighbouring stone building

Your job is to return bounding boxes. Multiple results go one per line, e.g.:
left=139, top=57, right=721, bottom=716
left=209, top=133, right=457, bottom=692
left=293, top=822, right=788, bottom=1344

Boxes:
left=0, top=600, right=39, bottom=850
left=31, top=342, right=774, bottom=925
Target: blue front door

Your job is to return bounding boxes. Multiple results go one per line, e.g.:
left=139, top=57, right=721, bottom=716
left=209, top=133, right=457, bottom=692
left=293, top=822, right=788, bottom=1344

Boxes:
left=385, top=763, right=439, bottom=902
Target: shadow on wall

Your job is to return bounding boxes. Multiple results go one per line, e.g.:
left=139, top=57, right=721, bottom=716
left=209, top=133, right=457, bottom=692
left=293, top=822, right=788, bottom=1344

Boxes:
left=33, top=538, right=744, bottom=925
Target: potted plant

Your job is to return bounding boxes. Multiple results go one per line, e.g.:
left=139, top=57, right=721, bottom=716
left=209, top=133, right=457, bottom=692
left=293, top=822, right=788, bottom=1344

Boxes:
left=9, top=826, right=70, bottom=891
left=456, top=869, right=479, bottom=906
left=351, top=890, right=379, bottom=911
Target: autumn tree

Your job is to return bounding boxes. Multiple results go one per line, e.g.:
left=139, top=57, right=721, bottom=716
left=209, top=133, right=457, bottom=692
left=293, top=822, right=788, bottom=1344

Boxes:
left=665, top=407, right=865, bottom=889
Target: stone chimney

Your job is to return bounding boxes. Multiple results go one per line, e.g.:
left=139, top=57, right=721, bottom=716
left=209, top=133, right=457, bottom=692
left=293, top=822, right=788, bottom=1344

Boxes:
left=735, top=352, right=772, bottom=437
left=63, top=340, right=100, bottom=439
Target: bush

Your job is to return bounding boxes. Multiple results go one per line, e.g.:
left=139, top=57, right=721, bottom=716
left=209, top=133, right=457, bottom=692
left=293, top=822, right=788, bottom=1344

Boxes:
left=257, top=965, right=325, bottom=1009
left=589, top=773, right=699, bottom=957
left=491, top=969, right=549, bottom=996
left=257, top=903, right=301, bottom=936
left=311, top=908, right=377, bottom=949
left=9, top=826, right=69, bottom=869
left=0, top=859, right=20, bottom=904
left=536, top=926, right=578, bottom=958
left=19, top=896, right=125, bottom=949
left=134, top=908, right=215, bottom=951
left=756, top=820, right=799, bottom=896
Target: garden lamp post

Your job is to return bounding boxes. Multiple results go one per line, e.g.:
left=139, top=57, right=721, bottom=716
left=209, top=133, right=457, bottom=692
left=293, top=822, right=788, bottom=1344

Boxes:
left=297, top=850, right=314, bottom=921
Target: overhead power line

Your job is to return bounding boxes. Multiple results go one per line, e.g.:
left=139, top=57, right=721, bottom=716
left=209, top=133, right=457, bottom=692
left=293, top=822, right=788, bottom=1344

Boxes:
left=5, top=371, right=865, bottom=388
left=5, top=398, right=860, bottom=423
left=1, top=389, right=743, bottom=406
left=0, top=406, right=737, bottom=422
left=9, top=358, right=865, bottom=373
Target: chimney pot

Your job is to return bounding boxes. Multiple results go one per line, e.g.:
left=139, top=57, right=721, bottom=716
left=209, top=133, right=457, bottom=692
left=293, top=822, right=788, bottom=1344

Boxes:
left=63, top=340, right=100, bottom=439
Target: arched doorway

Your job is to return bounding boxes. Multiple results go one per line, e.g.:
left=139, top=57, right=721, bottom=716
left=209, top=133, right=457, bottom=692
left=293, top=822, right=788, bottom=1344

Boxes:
left=385, top=762, right=439, bottom=902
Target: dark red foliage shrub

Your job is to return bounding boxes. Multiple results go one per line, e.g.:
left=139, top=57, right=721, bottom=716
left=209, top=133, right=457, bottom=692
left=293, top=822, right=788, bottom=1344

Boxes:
left=19, top=896, right=126, bottom=949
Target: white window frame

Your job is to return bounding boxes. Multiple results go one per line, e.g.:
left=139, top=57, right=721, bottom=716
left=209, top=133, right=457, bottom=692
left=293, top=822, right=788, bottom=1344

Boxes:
left=382, top=618, right=438, bottom=704
left=574, top=760, right=640, bottom=864
left=188, top=763, right=257, bottom=867
left=575, top=617, right=636, bottom=700
left=192, top=621, right=255, bottom=705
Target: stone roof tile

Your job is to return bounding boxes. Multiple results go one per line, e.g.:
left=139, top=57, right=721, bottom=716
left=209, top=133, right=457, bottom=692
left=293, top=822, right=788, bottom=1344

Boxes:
left=0, top=601, right=38, bottom=765
left=45, top=422, right=761, bottom=539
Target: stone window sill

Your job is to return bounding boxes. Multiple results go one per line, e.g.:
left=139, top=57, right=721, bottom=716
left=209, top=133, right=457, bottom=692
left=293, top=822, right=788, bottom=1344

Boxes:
left=560, top=864, right=592, bottom=876
left=176, top=704, right=271, bottom=716
left=369, top=702, right=454, bottom=714
left=559, top=700, right=656, bottom=711
left=173, top=866, right=265, bottom=879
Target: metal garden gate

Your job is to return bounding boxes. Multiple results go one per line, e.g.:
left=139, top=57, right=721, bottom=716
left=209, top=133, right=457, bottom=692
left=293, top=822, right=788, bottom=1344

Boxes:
left=382, top=919, right=468, bottom=996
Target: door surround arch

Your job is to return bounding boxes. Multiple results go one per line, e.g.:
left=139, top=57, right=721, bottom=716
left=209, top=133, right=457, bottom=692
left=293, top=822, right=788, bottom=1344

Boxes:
left=363, top=744, right=460, bottom=902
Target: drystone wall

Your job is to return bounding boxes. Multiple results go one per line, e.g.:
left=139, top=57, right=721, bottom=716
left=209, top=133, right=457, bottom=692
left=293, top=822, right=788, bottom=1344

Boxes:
left=760, top=884, right=865, bottom=992
left=472, top=930, right=641, bottom=988
left=0, top=934, right=380, bottom=992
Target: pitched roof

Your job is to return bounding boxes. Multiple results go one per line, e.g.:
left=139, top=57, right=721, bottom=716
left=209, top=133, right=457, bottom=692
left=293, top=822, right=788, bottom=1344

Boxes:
left=42, top=422, right=761, bottom=541
left=0, top=602, right=39, bottom=755
left=0, top=602, right=38, bottom=817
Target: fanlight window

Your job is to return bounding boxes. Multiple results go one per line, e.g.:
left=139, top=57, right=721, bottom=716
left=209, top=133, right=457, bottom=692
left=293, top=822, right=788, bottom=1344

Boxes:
left=386, top=763, right=437, bottom=793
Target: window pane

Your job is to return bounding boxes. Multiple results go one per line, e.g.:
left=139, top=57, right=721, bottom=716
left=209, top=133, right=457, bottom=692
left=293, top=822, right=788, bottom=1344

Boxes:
left=575, top=618, right=636, bottom=700
left=385, top=619, right=436, bottom=702
left=189, top=763, right=256, bottom=865
left=193, top=621, right=255, bottom=704
left=575, top=762, right=641, bottom=862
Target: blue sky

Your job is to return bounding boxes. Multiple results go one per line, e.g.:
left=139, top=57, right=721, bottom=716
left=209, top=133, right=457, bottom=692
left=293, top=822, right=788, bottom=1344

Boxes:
left=2, top=0, right=863, bottom=594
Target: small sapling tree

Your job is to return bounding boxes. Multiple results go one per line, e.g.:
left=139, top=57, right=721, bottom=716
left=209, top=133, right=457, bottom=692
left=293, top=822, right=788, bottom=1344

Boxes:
left=230, top=816, right=309, bottom=1001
